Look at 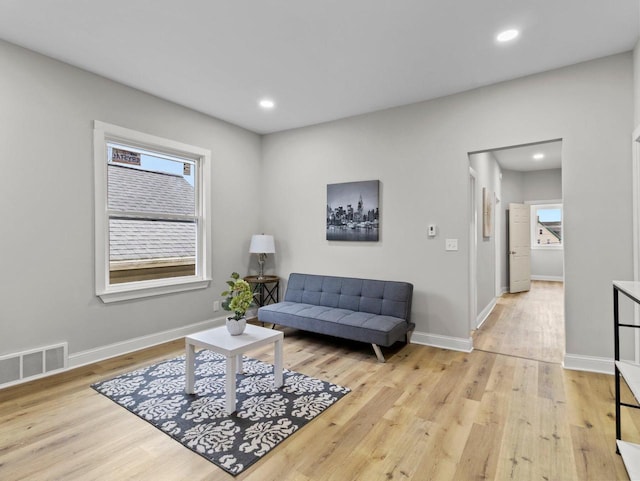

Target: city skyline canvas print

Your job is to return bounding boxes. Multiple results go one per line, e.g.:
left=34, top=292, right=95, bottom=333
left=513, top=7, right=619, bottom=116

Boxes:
left=326, top=180, right=379, bottom=241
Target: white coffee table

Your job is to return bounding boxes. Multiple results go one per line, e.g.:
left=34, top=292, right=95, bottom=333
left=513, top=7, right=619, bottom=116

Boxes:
left=185, top=323, right=284, bottom=414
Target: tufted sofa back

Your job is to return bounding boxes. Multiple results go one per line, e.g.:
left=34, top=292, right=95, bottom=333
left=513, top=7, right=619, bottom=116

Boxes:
left=284, top=273, right=413, bottom=321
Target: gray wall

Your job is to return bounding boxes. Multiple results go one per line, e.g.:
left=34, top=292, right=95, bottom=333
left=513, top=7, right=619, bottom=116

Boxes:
left=634, top=37, right=640, bottom=127
left=0, top=40, right=634, bottom=366
left=469, top=152, right=501, bottom=319
left=0, top=40, right=263, bottom=357
left=531, top=249, right=564, bottom=280
left=522, top=168, right=562, bottom=202
left=261, top=53, right=633, bottom=359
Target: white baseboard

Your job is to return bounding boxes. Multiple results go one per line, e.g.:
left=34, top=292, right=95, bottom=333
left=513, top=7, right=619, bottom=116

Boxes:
left=531, top=275, right=564, bottom=282
left=69, top=316, right=226, bottom=369
left=411, top=331, right=473, bottom=353
left=563, top=353, right=613, bottom=374
left=475, top=298, right=497, bottom=329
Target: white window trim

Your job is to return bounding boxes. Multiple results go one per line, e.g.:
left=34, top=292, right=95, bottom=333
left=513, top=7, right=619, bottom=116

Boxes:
left=528, top=201, right=563, bottom=250
left=94, top=120, right=212, bottom=303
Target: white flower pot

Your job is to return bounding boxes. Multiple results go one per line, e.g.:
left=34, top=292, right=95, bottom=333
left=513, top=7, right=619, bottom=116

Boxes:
left=226, top=317, right=246, bottom=336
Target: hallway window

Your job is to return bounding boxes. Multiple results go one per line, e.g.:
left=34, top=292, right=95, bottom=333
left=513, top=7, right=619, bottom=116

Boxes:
left=94, top=121, right=212, bottom=303
left=531, top=204, right=562, bottom=248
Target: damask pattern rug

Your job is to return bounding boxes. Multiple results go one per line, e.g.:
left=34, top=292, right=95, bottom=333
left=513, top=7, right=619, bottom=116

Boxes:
left=92, top=350, right=350, bottom=476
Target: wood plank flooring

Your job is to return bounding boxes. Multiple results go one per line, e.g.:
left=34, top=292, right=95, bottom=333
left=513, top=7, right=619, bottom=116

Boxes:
left=473, top=281, right=565, bottom=363
left=1, top=288, right=637, bottom=480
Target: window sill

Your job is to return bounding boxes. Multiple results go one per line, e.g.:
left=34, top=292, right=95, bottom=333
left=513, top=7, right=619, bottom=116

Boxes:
left=531, top=245, right=564, bottom=251
left=98, top=277, right=210, bottom=303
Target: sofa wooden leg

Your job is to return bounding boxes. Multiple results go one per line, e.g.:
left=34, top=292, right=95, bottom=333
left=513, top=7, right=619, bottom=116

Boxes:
left=372, top=344, right=386, bottom=363
left=406, top=327, right=414, bottom=344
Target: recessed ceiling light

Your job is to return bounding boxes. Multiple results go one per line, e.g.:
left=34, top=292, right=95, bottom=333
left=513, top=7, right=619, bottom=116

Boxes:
left=259, top=98, right=275, bottom=109
left=533, top=153, right=544, bottom=160
left=496, top=29, right=519, bottom=43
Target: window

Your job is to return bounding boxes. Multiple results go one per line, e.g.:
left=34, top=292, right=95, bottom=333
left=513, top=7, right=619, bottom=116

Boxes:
left=94, top=121, right=211, bottom=302
left=530, top=203, right=562, bottom=248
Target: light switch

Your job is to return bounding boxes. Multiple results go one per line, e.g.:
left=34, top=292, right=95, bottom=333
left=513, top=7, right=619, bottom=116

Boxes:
left=445, top=238, right=458, bottom=251
left=428, top=224, right=437, bottom=237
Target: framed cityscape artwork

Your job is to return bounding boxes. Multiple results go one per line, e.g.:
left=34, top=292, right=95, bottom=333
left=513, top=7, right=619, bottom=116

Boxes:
left=326, top=180, right=379, bottom=241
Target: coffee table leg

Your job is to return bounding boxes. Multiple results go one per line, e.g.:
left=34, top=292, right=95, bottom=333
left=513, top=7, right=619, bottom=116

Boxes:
left=274, top=338, right=283, bottom=388
left=236, top=354, right=243, bottom=374
left=226, top=355, right=237, bottom=414
left=185, top=341, right=195, bottom=394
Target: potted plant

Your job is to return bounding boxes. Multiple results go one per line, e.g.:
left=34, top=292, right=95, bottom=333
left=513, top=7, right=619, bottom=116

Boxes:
left=221, top=272, right=254, bottom=335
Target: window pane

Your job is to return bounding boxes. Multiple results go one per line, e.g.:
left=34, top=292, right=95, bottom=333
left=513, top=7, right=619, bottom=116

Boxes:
left=535, top=208, right=562, bottom=245
left=109, top=218, right=196, bottom=284
left=107, top=145, right=195, bottom=216
left=95, top=122, right=211, bottom=301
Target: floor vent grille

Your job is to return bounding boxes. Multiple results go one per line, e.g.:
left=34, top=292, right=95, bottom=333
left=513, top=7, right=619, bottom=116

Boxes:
left=0, top=343, right=68, bottom=388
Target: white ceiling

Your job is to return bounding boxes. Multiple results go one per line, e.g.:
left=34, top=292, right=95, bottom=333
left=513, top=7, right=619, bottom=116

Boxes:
left=0, top=1, right=638, bottom=134
left=492, top=140, right=562, bottom=172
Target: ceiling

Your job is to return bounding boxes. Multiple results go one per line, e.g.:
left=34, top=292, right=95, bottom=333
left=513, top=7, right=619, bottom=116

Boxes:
left=492, top=140, right=562, bottom=172
left=0, top=1, right=638, bottom=134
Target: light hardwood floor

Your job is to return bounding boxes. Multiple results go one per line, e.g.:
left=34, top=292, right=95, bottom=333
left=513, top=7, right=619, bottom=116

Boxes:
left=473, top=281, right=565, bottom=363
left=1, top=300, right=638, bottom=480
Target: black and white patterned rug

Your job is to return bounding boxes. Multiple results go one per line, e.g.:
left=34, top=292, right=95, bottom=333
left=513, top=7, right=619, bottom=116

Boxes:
left=92, top=350, right=350, bottom=476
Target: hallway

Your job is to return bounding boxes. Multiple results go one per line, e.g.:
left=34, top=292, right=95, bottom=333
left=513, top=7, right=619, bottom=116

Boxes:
left=473, top=280, right=564, bottom=363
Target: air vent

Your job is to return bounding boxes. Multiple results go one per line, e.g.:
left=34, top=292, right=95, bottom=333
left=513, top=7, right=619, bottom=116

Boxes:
left=0, top=343, right=67, bottom=388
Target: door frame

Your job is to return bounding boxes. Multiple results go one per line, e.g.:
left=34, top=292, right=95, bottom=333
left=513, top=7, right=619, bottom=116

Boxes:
left=632, top=125, right=640, bottom=362
left=495, top=191, right=502, bottom=297
left=469, top=167, right=478, bottom=333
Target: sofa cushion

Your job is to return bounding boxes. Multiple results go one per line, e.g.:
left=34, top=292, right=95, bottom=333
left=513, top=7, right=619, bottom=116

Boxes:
left=258, top=301, right=410, bottom=347
left=284, top=274, right=412, bottom=320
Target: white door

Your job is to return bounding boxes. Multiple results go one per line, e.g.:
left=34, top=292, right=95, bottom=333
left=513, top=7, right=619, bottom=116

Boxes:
left=509, top=203, right=531, bottom=293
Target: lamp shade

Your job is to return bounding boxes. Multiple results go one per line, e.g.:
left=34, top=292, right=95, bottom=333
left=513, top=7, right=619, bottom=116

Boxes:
left=249, top=234, right=275, bottom=254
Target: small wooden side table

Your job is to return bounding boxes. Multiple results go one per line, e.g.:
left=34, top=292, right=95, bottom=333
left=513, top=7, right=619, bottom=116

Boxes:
left=244, top=275, right=280, bottom=308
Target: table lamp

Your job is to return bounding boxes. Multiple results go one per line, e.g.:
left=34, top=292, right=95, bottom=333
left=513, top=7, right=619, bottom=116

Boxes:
left=249, top=234, right=275, bottom=279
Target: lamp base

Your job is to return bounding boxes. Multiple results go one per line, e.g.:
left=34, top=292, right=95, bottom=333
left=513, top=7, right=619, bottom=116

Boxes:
left=257, top=254, right=266, bottom=280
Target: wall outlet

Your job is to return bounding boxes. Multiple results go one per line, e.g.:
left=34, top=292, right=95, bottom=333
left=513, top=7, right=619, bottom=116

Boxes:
left=213, top=300, right=220, bottom=312
left=445, top=238, right=458, bottom=251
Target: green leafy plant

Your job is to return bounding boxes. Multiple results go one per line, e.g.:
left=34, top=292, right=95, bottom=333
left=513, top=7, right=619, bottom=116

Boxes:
left=221, top=272, right=255, bottom=320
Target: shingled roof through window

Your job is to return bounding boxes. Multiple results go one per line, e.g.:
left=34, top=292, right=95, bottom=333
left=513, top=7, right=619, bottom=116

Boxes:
left=108, top=164, right=196, bottom=262
left=108, top=163, right=194, bottom=215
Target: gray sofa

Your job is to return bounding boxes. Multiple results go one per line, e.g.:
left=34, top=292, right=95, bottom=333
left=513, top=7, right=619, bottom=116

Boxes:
left=257, top=273, right=414, bottom=362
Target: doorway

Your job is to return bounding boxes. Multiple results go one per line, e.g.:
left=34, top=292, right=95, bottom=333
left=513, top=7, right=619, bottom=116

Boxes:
left=468, top=139, right=565, bottom=363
